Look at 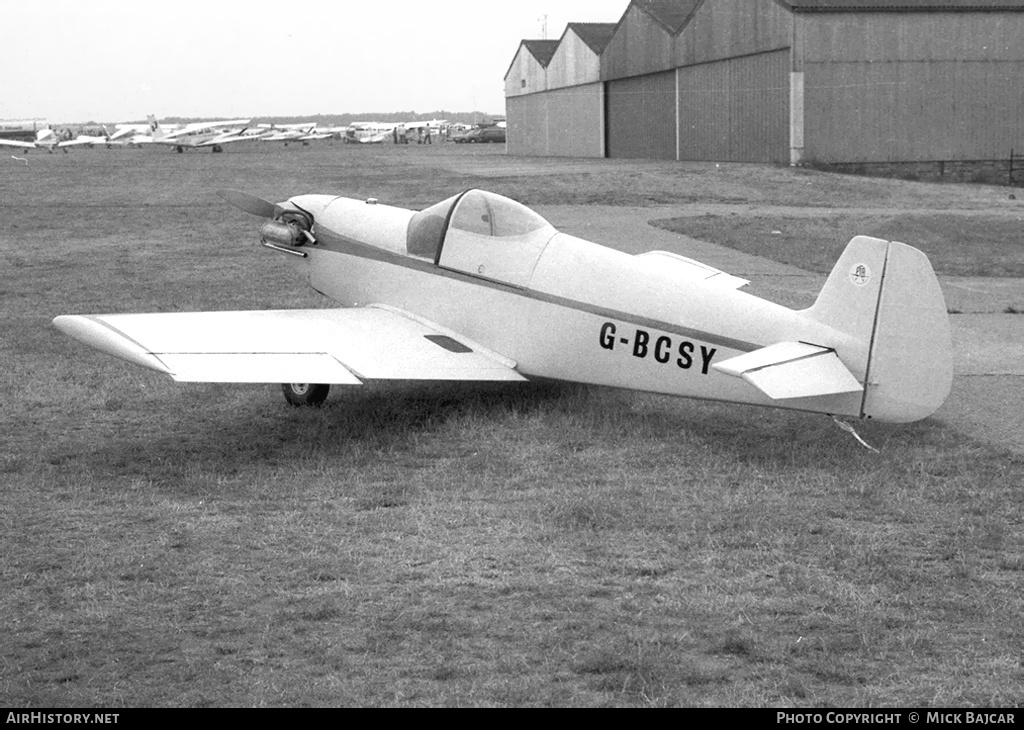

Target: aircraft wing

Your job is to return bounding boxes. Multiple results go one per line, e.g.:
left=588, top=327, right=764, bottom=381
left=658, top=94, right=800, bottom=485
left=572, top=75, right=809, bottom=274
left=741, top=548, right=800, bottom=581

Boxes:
left=58, top=136, right=105, bottom=148
left=201, top=131, right=261, bottom=145
left=0, top=138, right=37, bottom=149
left=146, top=133, right=254, bottom=148
left=712, top=341, right=863, bottom=399
left=162, top=119, right=252, bottom=140
left=145, top=136, right=189, bottom=146
left=156, top=127, right=195, bottom=141
left=52, top=306, right=526, bottom=384
left=108, top=126, right=138, bottom=140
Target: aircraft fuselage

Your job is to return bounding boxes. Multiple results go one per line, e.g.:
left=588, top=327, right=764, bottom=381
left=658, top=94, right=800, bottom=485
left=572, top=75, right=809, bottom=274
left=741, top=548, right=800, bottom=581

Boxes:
left=291, top=195, right=866, bottom=419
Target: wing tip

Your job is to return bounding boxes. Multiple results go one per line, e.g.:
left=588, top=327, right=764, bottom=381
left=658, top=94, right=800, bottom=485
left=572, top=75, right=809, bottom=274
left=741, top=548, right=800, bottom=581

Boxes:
left=53, top=315, right=171, bottom=375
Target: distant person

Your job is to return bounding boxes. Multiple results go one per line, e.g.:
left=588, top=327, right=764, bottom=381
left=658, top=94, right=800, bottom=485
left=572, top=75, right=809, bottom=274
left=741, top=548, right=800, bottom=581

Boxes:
left=424, top=126, right=432, bottom=145
left=393, top=127, right=398, bottom=144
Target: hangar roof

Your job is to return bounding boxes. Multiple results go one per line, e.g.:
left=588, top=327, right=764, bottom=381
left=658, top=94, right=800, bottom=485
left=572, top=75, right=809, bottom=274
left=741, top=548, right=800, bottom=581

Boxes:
left=521, top=40, right=559, bottom=68
left=631, top=0, right=703, bottom=34
left=778, top=0, right=1024, bottom=10
left=566, top=23, right=618, bottom=55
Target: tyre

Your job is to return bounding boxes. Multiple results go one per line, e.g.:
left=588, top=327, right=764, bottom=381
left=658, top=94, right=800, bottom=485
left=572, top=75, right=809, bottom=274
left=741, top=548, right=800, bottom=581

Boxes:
left=281, top=383, right=330, bottom=407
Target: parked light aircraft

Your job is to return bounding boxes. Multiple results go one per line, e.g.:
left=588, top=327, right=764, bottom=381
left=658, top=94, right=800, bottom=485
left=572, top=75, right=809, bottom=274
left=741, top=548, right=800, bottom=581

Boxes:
left=0, top=128, right=62, bottom=152
left=258, top=123, right=334, bottom=144
left=107, top=124, right=147, bottom=143
left=59, top=126, right=123, bottom=149
left=140, top=115, right=259, bottom=152
left=0, top=120, right=50, bottom=147
left=53, top=189, right=952, bottom=424
left=344, top=122, right=395, bottom=143
left=0, top=126, right=112, bottom=153
left=105, top=119, right=175, bottom=144
left=404, top=120, right=447, bottom=134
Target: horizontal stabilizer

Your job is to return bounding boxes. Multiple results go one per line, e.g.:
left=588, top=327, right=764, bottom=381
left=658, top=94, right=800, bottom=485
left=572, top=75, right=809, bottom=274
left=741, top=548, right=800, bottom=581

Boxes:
left=713, top=341, right=863, bottom=400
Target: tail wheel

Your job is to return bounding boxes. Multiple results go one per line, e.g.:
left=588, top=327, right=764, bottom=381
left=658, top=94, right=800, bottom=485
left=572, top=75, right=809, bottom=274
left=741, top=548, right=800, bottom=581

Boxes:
left=282, top=383, right=330, bottom=407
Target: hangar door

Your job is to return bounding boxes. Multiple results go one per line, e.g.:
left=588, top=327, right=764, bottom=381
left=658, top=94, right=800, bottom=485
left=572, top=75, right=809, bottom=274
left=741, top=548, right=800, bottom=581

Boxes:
left=506, top=93, right=548, bottom=156
left=606, top=70, right=676, bottom=160
left=545, top=84, right=603, bottom=158
left=677, top=49, right=789, bottom=163
left=507, top=85, right=604, bottom=157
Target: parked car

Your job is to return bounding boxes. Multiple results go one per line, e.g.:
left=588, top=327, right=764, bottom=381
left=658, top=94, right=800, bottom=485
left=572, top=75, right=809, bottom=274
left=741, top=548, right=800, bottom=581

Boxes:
left=464, top=126, right=506, bottom=144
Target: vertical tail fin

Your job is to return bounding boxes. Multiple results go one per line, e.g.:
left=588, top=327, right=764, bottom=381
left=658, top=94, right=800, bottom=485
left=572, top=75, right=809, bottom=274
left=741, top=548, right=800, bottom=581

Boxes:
left=147, top=114, right=165, bottom=140
left=805, top=236, right=952, bottom=423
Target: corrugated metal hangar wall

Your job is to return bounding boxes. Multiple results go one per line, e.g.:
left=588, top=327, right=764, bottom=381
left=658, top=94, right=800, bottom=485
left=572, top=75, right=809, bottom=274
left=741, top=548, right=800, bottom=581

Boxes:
left=605, top=71, right=676, bottom=159
left=798, top=10, right=1024, bottom=163
left=675, top=49, right=790, bottom=163
left=602, top=0, right=792, bottom=163
left=504, top=0, right=1024, bottom=169
left=505, top=28, right=608, bottom=158
left=507, top=84, right=604, bottom=157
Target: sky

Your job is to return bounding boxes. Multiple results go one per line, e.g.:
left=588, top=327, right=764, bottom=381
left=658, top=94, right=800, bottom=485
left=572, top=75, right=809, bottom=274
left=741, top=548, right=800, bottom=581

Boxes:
left=0, top=0, right=629, bottom=124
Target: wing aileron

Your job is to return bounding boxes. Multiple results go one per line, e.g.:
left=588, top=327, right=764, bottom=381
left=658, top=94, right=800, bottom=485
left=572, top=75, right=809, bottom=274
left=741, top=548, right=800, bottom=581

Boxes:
left=159, top=353, right=360, bottom=384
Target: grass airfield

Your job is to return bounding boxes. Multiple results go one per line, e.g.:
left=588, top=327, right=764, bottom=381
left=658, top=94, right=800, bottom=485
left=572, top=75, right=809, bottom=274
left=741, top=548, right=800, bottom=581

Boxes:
left=2, top=143, right=1022, bottom=707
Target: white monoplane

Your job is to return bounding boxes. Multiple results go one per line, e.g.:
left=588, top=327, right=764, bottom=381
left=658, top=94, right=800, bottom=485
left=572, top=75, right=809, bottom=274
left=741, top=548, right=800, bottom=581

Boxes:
left=258, top=123, right=334, bottom=144
left=344, top=123, right=395, bottom=143
left=59, top=127, right=122, bottom=149
left=139, top=116, right=259, bottom=153
left=0, top=128, right=62, bottom=152
left=53, top=189, right=952, bottom=423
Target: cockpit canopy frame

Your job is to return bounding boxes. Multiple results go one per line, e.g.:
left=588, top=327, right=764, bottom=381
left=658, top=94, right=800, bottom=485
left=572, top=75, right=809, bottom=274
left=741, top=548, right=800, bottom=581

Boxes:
left=406, top=189, right=558, bottom=288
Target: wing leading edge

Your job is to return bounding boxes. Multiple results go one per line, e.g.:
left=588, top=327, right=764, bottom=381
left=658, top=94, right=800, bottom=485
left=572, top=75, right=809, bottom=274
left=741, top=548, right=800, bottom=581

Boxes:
left=0, top=138, right=37, bottom=149
left=53, top=306, right=526, bottom=384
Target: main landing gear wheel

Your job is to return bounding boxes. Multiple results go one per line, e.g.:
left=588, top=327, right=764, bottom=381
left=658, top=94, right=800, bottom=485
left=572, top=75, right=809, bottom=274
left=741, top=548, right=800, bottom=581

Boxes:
left=282, top=383, right=330, bottom=407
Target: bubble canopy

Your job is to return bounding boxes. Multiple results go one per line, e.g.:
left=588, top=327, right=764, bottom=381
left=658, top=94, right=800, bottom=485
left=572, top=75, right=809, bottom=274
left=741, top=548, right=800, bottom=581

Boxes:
left=405, top=190, right=557, bottom=284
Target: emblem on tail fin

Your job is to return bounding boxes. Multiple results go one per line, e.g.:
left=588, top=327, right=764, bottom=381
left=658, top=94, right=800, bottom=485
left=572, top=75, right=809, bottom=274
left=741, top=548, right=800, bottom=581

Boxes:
left=849, top=263, right=871, bottom=287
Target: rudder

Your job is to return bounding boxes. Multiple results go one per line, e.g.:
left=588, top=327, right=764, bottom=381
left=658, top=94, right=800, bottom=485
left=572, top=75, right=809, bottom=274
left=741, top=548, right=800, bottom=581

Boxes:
left=862, top=241, right=953, bottom=422
left=805, top=236, right=952, bottom=423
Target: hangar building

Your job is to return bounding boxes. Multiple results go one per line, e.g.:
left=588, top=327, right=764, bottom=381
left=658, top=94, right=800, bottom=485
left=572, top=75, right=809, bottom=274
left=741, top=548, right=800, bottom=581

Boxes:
left=505, top=25, right=616, bottom=157
left=504, top=0, right=1024, bottom=180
